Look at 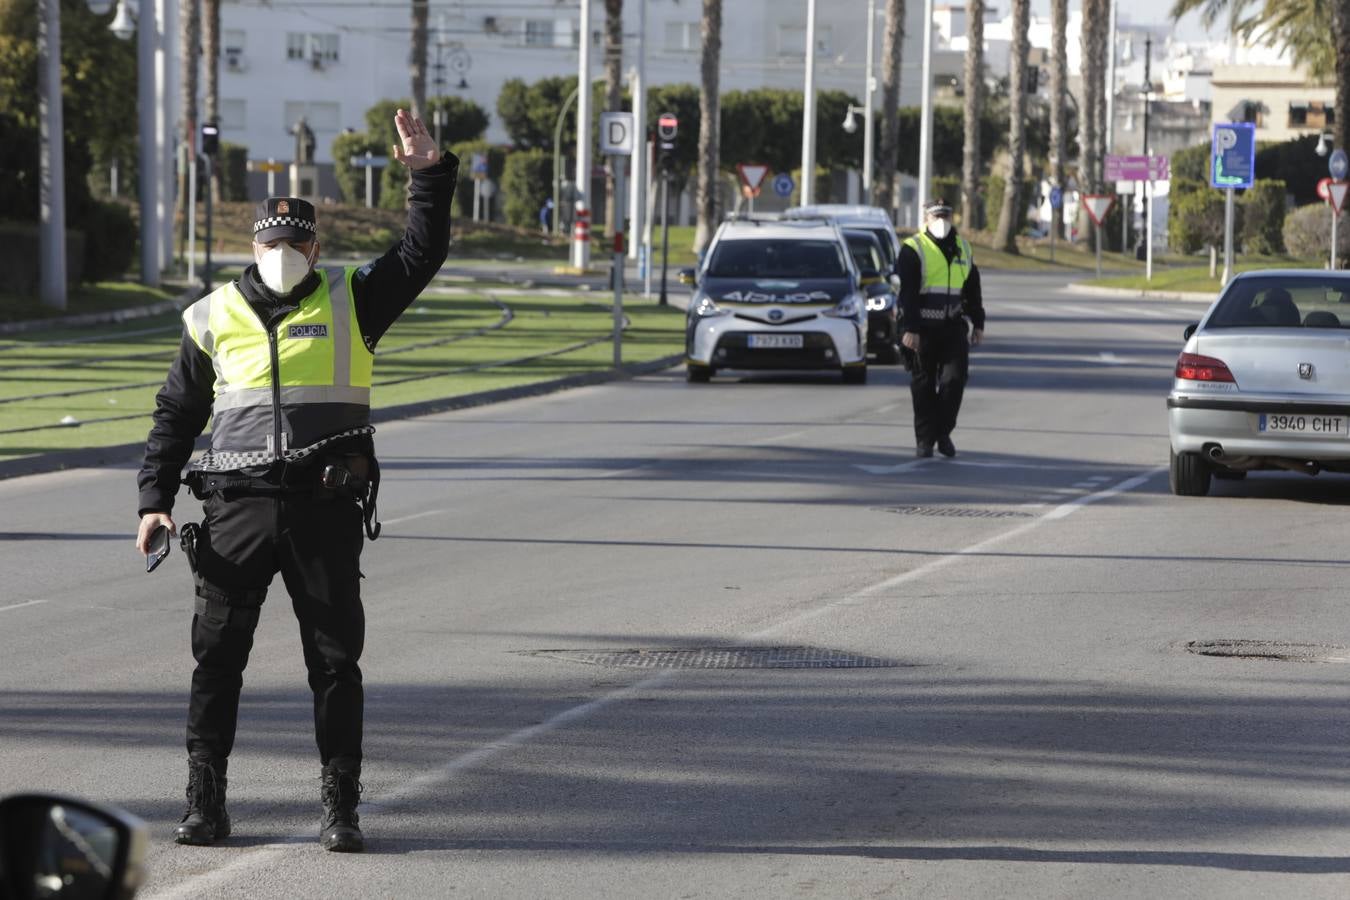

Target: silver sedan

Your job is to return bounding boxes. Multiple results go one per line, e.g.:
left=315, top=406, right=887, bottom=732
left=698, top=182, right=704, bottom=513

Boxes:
left=1168, top=270, right=1350, bottom=495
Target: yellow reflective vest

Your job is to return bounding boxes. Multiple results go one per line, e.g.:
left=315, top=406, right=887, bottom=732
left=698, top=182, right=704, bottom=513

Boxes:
left=902, top=231, right=974, bottom=324
left=182, top=266, right=373, bottom=468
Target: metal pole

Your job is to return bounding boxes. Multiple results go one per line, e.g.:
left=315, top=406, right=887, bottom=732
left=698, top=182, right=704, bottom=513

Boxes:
left=613, top=160, right=625, bottom=368
left=644, top=147, right=656, bottom=298
left=628, top=0, right=647, bottom=261
left=1220, top=186, right=1234, bottom=284
left=1095, top=224, right=1102, bottom=278
left=38, top=0, right=66, bottom=310
left=917, top=0, right=936, bottom=216
left=139, top=0, right=160, bottom=287
left=158, top=0, right=174, bottom=272
left=365, top=163, right=373, bottom=208
left=1146, top=180, right=1155, bottom=281
left=1142, top=36, right=1151, bottom=157
left=1334, top=207, right=1340, bottom=270
left=553, top=86, right=580, bottom=239
left=800, top=0, right=819, bottom=205
left=572, top=0, right=593, bottom=269
left=862, top=0, right=876, bottom=204
left=659, top=172, right=671, bottom=305
left=203, top=153, right=213, bottom=292
left=187, top=155, right=197, bottom=283
left=1050, top=210, right=1056, bottom=263
left=1121, top=187, right=1128, bottom=255
left=267, top=160, right=276, bottom=196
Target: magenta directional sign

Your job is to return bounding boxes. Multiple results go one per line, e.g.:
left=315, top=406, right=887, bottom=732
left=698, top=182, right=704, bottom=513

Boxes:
left=1105, top=154, right=1170, bottom=182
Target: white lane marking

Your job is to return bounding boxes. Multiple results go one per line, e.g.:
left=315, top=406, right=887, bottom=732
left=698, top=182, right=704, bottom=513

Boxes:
left=148, top=468, right=1166, bottom=898
left=380, top=509, right=453, bottom=527
left=1060, top=304, right=1108, bottom=317
left=855, top=459, right=933, bottom=475
left=0, top=599, right=46, bottom=614
left=1097, top=352, right=1125, bottom=365
left=1117, top=306, right=1171, bottom=319
left=998, top=302, right=1042, bottom=314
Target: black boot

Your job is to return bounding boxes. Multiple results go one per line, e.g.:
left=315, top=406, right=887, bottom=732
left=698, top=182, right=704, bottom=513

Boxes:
left=320, top=764, right=364, bottom=852
left=174, top=759, right=230, bottom=845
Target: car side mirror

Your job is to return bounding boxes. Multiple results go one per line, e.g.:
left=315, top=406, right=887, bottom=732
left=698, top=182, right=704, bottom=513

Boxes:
left=1183, top=322, right=1199, bottom=341
left=859, top=266, right=881, bottom=281
left=889, top=273, right=901, bottom=290
left=677, top=267, right=697, bottom=286
left=0, top=794, right=148, bottom=900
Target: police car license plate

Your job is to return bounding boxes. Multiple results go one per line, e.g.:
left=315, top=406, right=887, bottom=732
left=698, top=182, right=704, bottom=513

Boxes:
left=747, top=334, right=803, bottom=349
left=1258, top=413, right=1349, bottom=436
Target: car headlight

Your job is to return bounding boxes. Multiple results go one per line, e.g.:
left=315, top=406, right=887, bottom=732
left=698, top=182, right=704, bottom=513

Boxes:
left=865, top=294, right=893, bottom=312
left=824, top=294, right=864, bottom=319
left=691, top=296, right=730, bottom=319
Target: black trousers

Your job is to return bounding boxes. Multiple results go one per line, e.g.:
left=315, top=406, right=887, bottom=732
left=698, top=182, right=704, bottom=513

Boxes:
left=186, top=491, right=365, bottom=770
left=909, top=323, right=970, bottom=446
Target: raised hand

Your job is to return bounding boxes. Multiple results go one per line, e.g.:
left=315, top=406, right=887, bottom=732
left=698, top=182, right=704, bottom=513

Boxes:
left=392, top=108, right=440, bottom=171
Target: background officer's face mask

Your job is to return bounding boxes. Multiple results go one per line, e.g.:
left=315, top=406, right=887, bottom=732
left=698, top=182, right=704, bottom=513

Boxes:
left=256, top=242, right=315, bottom=294
left=926, top=217, right=952, bottom=240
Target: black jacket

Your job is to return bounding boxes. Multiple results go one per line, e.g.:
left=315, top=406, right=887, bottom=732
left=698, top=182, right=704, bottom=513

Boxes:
left=137, top=154, right=459, bottom=516
left=897, top=229, right=985, bottom=333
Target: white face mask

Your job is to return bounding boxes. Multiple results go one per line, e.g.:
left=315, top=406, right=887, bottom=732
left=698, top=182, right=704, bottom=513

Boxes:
left=256, top=242, right=315, bottom=295
left=926, top=218, right=952, bottom=240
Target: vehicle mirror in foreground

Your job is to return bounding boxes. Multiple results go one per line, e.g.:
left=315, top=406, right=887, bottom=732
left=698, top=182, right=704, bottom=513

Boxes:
left=677, top=267, right=697, bottom=286
left=0, top=793, right=148, bottom=900
left=889, top=273, right=901, bottom=290
left=1183, top=322, right=1199, bottom=341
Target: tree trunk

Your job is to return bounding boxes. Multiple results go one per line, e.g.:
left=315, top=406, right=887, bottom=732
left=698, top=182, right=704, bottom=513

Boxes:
left=960, top=0, right=984, bottom=231
left=694, top=0, right=722, bottom=254
left=411, top=0, right=429, bottom=117
left=203, top=0, right=220, bottom=200
left=993, top=0, right=1029, bottom=253
left=1048, top=0, right=1066, bottom=239
left=1336, top=0, right=1350, bottom=153
left=179, top=0, right=201, bottom=254
left=603, top=0, right=624, bottom=239
left=874, top=0, right=905, bottom=220
left=1094, top=0, right=1109, bottom=167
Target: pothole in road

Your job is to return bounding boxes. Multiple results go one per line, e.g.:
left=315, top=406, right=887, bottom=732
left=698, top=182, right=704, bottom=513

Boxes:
left=1184, top=639, right=1350, bottom=663
left=524, top=646, right=912, bottom=670
left=872, top=505, right=1034, bottom=519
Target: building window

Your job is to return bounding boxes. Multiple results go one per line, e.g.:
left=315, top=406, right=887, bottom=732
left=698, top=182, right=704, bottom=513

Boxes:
left=223, top=29, right=245, bottom=57
left=664, top=22, right=699, bottom=52
left=286, top=32, right=340, bottom=64
left=284, top=101, right=341, bottom=133
left=778, top=24, right=832, bottom=58
left=1289, top=103, right=1308, bottom=127
left=219, top=99, right=246, bottom=132
left=524, top=19, right=555, bottom=47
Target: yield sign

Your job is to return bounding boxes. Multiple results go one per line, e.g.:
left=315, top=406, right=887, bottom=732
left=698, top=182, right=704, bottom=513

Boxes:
left=1329, top=181, right=1350, bottom=215
left=1083, top=194, right=1115, bottom=227
left=736, top=163, right=770, bottom=196
left=1318, top=177, right=1333, bottom=201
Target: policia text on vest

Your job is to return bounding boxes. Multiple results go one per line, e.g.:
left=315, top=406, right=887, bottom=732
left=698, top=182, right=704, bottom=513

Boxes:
left=135, top=109, right=456, bottom=852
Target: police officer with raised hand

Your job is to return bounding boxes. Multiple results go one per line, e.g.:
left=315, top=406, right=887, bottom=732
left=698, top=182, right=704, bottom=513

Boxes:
left=135, top=109, right=457, bottom=852
left=898, top=198, right=986, bottom=458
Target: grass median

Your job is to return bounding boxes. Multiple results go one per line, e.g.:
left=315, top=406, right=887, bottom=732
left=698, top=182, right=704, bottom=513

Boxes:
left=0, top=287, right=684, bottom=464
left=1080, top=255, right=1324, bottom=294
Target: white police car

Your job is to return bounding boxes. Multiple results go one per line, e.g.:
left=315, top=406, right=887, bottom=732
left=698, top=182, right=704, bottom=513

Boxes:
left=684, top=217, right=868, bottom=384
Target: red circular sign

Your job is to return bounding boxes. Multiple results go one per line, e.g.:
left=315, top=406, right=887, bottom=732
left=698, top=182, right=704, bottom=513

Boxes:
left=657, top=113, right=678, bottom=141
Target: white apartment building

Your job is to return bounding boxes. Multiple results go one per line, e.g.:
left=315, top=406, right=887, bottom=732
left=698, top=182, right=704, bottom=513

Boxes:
left=214, top=0, right=943, bottom=172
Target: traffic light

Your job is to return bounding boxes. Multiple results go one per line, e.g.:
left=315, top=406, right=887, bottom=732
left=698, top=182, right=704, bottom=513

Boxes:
left=1025, top=67, right=1041, bottom=94
left=657, top=112, right=678, bottom=173
left=201, top=121, right=220, bottom=156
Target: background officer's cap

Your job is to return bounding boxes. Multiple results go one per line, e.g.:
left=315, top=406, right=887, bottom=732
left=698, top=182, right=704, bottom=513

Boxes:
left=253, top=197, right=318, bottom=243
left=923, top=198, right=953, bottom=217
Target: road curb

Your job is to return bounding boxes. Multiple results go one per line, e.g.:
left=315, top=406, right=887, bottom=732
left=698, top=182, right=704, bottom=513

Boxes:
left=1064, top=283, right=1215, bottom=302
left=0, top=283, right=206, bottom=336
left=0, top=353, right=685, bottom=483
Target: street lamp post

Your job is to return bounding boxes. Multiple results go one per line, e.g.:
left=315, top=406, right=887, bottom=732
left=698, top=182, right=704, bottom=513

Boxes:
left=553, top=85, right=581, bottom=238
left=862, top=0, right=877, bottom=205
left=800, top=0, right=819, bottom=205
left=916, top=0, right=936, bottom=218
left=571, top=0, right=593, bottom=270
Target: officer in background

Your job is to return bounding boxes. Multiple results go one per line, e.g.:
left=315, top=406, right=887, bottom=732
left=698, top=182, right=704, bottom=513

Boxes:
left=135, top=109, right=457, bottom=853
left=898, top=198, right=986, bottom=458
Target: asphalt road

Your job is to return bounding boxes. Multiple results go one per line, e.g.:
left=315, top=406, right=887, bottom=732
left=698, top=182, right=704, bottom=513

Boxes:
left=3, top=271, right=1349, bottom=898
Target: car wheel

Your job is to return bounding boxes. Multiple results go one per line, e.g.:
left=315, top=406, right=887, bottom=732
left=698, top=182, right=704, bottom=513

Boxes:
left=877, top=343, right=903, bottom=365
left=842, top=366, right=868, bottom=385
left=686, top=365, right=712, bottom=383
left=1212, top=468, right=1248, bottom=480
left=1169, top=447, right=1212, bottom=496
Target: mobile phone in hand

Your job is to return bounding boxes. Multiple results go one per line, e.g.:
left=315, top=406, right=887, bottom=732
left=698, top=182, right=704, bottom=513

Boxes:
left=146, top=524, right=171, bottom=574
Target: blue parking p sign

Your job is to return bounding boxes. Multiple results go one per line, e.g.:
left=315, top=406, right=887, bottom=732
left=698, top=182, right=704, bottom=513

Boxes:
left=772, top=172, right=795, bottom=198
left=1211, top=123, right=1256, bottom=189
left=1049, top=186, right=1063, bottom=209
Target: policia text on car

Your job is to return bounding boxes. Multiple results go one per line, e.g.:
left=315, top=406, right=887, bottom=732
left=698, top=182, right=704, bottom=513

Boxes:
left=135, top=110, right=456, bottom=853
left=898, top=198, right=987, bottom=458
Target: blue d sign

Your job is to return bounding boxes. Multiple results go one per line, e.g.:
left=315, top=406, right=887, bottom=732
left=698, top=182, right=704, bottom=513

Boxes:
left=1331, top=149, right=1349, bottom=181
left=772, top=172, right=795, bottom=198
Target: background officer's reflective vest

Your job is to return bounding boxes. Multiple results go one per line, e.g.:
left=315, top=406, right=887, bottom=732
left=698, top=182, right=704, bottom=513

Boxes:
left=183, top=267, right=372, bottom=468
left=903, top=232, right=973, bottom=325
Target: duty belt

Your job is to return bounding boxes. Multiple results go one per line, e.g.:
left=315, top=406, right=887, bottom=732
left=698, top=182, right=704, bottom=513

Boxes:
left=186, top=457, right=383, bottom=541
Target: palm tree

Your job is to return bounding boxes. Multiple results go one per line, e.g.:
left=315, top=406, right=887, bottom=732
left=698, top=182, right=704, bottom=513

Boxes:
left=993, top=0, right=1029, bottom=252
left=411, top=0, right=429, bottom=117
left=1048, top=0, right=1067, bottom=239
left=1080, top=0, right=1104, bottom=193
left=603, top=0, right=624, bottom=239
left=179, top=0, right=200, bottom=251
left=874, top=0, right=905, bottom=219
left=694, top=0, right=722, bottom=254
left=960, top=0, right=984, bottom=230
left=203, top=0, right=220, bottom=200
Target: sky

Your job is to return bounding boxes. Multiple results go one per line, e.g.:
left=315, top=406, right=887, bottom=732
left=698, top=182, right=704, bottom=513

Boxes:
left=1026, top=0, right=1215, bottom=42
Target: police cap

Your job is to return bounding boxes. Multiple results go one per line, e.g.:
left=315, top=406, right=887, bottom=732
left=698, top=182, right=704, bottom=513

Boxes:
left=253, top=197, right=317, bottom=244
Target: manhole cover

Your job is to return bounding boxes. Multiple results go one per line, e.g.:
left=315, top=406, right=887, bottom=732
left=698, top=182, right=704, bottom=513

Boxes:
left=1184, top=639, right=1350, bottom=663
left=873, top=506, right=1033, bottom=519
left=524, top=646, right=908, bottom=669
